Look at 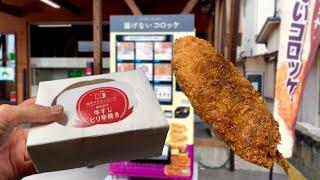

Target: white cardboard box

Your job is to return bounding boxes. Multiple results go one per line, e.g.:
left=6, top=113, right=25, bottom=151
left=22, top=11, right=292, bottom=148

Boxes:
left=27, top=70, right=169, bottom=173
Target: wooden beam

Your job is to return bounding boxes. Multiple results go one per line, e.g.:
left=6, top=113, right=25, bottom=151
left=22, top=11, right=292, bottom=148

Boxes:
left=124, top=0, right=142, bottom=15
left=181, top=0, right=199, bottom=14
left=93, top=0, right=102, bottom=75
left=0, top=1, right=23, bottom=17
left=54, top=0, right=82, bottom=15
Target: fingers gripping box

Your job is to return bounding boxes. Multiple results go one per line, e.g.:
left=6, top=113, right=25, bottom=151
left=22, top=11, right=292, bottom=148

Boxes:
left=27, top=70, right=169, bottom=173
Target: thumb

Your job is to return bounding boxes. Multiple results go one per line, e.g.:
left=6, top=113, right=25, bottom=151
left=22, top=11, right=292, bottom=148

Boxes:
left=0, top=104, right=64, bottom=128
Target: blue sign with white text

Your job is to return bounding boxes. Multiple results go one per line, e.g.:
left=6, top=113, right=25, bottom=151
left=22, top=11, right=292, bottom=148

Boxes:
left=110, top=14, right=194, bottom=32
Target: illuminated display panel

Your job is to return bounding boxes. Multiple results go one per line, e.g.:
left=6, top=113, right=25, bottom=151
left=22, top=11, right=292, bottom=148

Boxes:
left=116, top=35, right=173, bottom=104
left=135, top=63, right=153, bottom=81
left=154, top=42, right=172, bottom=60
left=135, top=42, right=153, bottom=60
left=116, top=42, right=134, bottom=60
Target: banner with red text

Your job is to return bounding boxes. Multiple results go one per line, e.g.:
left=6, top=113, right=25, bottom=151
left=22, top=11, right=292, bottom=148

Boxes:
left=274, top=0, right=320, bottom=158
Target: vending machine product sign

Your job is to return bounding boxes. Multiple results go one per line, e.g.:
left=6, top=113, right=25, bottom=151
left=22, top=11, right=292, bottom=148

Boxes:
left=109, top=14, right=195, bottom=179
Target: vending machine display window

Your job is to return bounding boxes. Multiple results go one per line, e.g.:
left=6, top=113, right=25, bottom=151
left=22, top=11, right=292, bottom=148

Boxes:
left=116, top=42, right=134, bottom=60
left=116, top=35, right=173, bottom=104
left=154, top=42, right=172, bottom=61
left=154, top=84, right=172, bottom=104
left=135, top=42, right=153, bottom=60
left=154, top=63, right=172, bottom=82
left=116, top=63, right=135, bottom=72
left=135, top=63, right=153, bottom=81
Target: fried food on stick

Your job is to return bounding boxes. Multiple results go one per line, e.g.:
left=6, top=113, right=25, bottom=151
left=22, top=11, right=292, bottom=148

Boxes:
left=172, top=36, right=288, bottom=172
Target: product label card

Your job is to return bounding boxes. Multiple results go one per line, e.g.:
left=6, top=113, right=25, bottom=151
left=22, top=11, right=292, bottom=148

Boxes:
left=54, top=80, right=138, bottom=127
left=76, top=87, right=132, bottom=127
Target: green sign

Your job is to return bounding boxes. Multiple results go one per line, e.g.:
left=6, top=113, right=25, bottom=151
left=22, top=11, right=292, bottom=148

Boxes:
left=9, top=53, right=16, bottom=60
left=68, top=70, right=83, bottom=78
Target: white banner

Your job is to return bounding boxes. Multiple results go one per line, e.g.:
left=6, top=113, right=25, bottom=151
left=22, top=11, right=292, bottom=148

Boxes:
left=274, top=0, right=320, bottom=158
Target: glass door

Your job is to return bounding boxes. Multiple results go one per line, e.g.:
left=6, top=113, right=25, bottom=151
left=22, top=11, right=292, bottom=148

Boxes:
left=0, top=34, right=16, bottom=104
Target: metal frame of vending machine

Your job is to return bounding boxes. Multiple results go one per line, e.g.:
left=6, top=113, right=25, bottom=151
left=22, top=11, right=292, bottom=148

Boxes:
left=108, top=14, right=195, bottom=179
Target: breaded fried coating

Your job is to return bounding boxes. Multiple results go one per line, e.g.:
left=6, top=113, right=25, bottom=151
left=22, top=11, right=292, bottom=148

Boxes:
left=172, top=36, right=288, bottom=172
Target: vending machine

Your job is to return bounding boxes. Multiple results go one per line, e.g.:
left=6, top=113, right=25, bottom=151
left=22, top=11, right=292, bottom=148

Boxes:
left=109, top=14, right=195, bottom=179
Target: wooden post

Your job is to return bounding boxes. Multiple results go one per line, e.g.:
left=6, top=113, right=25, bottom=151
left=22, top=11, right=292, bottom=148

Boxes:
left=207, top=5, right=215, bottom=45
left=225, top=0, right=232, bottom=59
left=214, top=0, right=223, bottom=53
left=230, top=0, right=240, bottom=64
left=213, top=0, right=240, bottom=171
left=214, top=0, right=220, bottom=50
left=207, top=0, right=215, bottom=44
left=227, top=0, right=240, bottom=171
left=225, top=0, right=240, bottom=63
left=93, top=0, right=102, bottom=75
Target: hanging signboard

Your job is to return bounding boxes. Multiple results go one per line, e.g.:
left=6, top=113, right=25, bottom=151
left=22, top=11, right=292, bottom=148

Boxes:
left=274, top=0, right=320, bottom=158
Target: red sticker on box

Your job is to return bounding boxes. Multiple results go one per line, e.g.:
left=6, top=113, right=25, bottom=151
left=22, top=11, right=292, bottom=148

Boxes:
left=75, top=87, right=133, bottom=127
